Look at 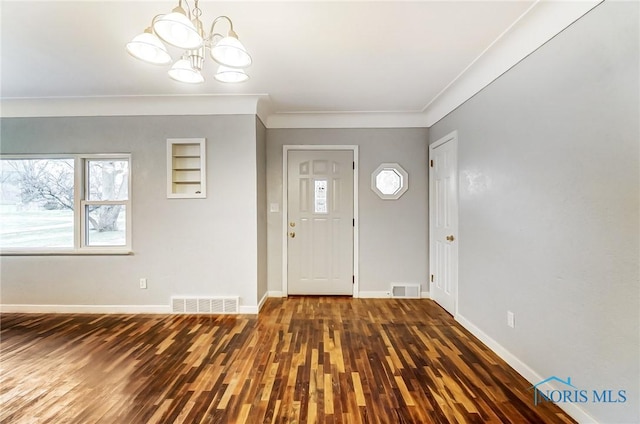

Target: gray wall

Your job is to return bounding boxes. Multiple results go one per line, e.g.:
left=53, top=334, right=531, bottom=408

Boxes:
left=430, top=2, right=639, bottom=422
left=266, top=128, right=429, bottom=296
left=1, top=114, right=263, bottom=311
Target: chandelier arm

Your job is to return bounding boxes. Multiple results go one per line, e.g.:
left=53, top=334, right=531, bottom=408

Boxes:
left=180, top=0, right=191, bottom=19
left=209, top=16, right=235, bottom=38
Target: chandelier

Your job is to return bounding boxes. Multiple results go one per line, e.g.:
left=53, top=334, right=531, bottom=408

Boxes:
left=126, top=0, right=252, bottom=84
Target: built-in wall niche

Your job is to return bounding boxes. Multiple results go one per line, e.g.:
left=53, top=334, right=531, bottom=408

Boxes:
left=167, top=138, right=206, bottom=198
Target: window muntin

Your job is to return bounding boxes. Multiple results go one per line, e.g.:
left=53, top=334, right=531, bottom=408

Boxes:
left=0, top=154, right=131, bottom=254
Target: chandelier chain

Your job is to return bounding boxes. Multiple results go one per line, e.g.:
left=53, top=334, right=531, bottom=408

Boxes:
left=193, top=0, right=202, bottom=19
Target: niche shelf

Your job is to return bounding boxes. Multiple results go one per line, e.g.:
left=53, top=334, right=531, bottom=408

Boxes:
left=167, top=138, right=206, bottom=198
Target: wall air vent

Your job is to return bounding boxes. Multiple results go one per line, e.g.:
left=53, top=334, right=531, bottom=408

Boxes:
left=390, top=284, right=421, bottom=299
left=171, top=296, right=239, bottom=314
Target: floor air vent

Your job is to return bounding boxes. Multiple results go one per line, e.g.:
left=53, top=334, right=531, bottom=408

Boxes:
left=390, top=284, right=421, bottom=299
left=171, top=297, right=239, bottom=314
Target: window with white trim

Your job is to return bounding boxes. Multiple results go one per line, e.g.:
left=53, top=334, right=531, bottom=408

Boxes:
left=0, top=154, right=131, bottom=254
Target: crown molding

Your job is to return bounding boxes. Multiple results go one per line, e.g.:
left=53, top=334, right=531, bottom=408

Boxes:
left=423, top=0, right=602, bottom=126
left=266, top=111, right=428, bottom=129
left=0, top=94, right=268, bottom=118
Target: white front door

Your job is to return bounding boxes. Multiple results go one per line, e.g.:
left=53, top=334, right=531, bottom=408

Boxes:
left=287, top=150, right=354, bottom=295
left=429, top=132, right=459, bottom=315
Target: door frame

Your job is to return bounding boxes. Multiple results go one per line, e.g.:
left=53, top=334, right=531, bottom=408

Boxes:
left=429, top=131, right=459, bottom=316
left=282, top=145, right=359, bottom=297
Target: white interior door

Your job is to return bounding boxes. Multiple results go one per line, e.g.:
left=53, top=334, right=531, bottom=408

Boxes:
left=287, top=150, right=354, bottom=295
left=429, top=132, right=458, bottom=314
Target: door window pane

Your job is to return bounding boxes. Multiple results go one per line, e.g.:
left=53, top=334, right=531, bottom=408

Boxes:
left=314, top=180, right=327, bottom=214
left=0, top=158, right=75, bottom=248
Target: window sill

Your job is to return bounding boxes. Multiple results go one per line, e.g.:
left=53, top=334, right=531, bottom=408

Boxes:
left=1, top=249, right=133, bottom=256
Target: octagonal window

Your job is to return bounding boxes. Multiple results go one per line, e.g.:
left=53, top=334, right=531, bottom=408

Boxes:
left=371, top=163, right=409, bottom=199
left=376, top=169, right=402, bottom=195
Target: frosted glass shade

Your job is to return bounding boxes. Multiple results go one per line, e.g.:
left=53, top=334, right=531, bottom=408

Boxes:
left=214, top=66, right=249, bottom=83
left=210, top=36, right=252, bottom=68
left=153, top=12, right=202, bottom=49
left=126, top=32, right=171, bottom=65
left=168, top=59, right=204, bottom=84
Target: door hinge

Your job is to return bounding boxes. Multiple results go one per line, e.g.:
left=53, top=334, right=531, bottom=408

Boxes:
left=352, top=275, right=355, bottom=284
left=353, top=218, right=355, bottom=227
left=430, top=159, right=434, bottom=167
left=353, top=161, right=355, bottom=170
left=430, top=274, right=434, bottom=282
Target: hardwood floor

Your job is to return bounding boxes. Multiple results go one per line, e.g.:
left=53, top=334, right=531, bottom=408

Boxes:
left=1, top=297, right=575, bottom=423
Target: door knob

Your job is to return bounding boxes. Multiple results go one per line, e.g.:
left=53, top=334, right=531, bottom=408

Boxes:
left=289, top=232, right=296, bottom=238
left=446, top=235, right=455, bottom=242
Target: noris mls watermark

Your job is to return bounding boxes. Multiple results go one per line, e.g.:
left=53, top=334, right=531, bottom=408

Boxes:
left=529, top=376, right=627, bottom=406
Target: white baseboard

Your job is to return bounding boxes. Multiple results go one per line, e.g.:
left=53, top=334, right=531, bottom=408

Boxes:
left=257, top=291, right=269, bottom=311
left=455, top=313, right=598, bottom=424
left=0, top=304, right=170, bottom=314
left=238, top=305, right=259, bottom=314
left=265, top=291, right=429, bottom=300
left=0, top=303, right=266, bottom=315
left=358, top=291, right=391, bottom=298
left=359, top=291, right=431, bottom=299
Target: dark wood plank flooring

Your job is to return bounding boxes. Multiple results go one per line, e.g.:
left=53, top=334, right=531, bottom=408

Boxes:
left=0, top=297, right=575, bottom=423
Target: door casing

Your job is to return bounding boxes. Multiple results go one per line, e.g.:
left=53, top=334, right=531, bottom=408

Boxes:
left=282, top=145, right=359, bottom=297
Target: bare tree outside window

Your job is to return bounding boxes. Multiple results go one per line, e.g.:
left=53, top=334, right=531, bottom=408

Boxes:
left=0, top=158, right=75, bottom=248
left=2, top=159, right=74, bottom=210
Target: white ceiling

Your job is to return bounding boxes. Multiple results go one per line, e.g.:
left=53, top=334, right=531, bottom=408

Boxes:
left=0, top=1, right=600, bottom=127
